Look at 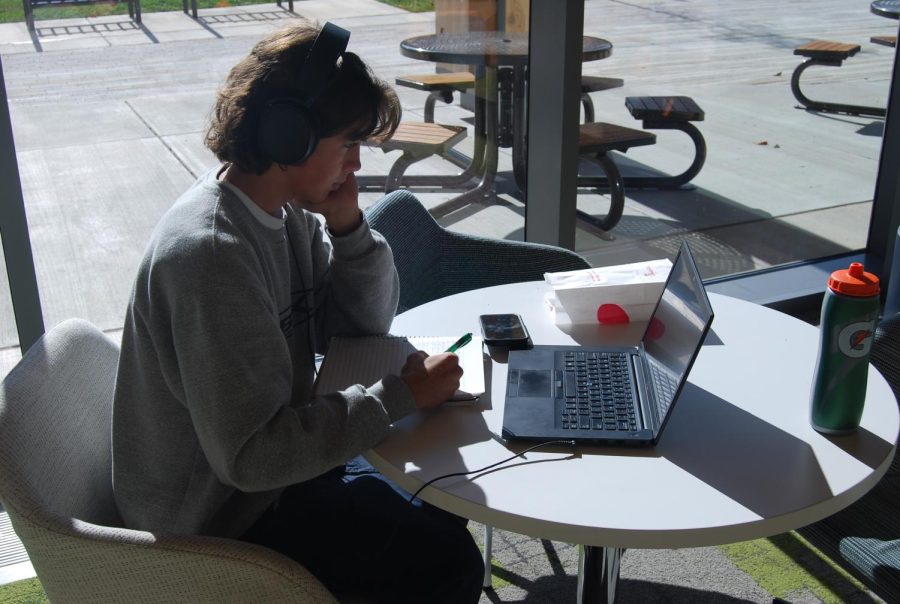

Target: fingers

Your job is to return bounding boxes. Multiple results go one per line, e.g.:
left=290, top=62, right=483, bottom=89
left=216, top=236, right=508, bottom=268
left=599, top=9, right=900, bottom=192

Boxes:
left=325, top=174, right=359, bottom=208
left=400, top=351, right=464, bottom=410
left=320, top=176, right=362, bottom=235
left=424, top=352, right=464, bottom=380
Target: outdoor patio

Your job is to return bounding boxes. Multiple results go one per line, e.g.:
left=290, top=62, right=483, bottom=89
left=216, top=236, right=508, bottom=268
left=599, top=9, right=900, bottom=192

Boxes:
left=0, top=0, right=896, bottom=601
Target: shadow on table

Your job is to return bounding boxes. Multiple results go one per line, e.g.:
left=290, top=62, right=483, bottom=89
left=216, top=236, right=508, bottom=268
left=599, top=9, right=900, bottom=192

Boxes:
left=661, top=379, right=893, bottom=520
left=821, top=425, right=896, bottom=471
left=657, top=382, right=834, bottom=520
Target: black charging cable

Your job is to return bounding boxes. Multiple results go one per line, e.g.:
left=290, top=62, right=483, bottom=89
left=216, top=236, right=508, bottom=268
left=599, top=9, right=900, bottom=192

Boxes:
left=408, top=439, right=577, bottom=504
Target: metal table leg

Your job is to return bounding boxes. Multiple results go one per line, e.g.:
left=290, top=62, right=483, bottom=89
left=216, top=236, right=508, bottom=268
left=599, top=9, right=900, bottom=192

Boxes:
left=578, top=545, right=623, bottom=604
left=429, top=65, right=500, bottom=217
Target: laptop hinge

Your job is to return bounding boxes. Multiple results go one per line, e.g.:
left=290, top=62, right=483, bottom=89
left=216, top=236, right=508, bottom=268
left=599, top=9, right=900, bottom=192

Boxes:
left=633, top=347, right=660, bottom=431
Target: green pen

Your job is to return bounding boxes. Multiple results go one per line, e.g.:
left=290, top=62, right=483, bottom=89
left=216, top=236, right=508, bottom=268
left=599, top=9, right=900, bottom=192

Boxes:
left=445, top=332, right=473, bottom=353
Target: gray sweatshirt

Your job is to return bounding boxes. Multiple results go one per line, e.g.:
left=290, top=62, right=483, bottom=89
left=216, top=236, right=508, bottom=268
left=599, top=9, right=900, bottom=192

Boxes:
left=112, top=168, right=414, bottom=538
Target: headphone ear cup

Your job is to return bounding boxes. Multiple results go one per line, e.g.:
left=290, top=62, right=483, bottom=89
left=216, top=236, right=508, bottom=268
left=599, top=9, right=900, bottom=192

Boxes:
left=257, top=99, right=319, bottom=165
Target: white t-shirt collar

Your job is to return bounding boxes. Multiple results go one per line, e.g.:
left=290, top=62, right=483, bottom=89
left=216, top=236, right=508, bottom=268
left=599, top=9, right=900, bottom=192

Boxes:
left=218, top=179, right=286, bottom=230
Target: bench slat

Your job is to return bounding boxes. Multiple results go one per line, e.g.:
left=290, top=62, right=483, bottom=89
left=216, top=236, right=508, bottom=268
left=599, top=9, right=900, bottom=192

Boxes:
left=395, top=72, right=475, bottom=92
left=794, top=40, right=861, bottom=60
left=872, top=35, right=898, bottom=48
left=578, top=122, right=656, bottom=154
left=626, top=96, right=704, bottom=121
left=379, top=122, right=467, bottom=154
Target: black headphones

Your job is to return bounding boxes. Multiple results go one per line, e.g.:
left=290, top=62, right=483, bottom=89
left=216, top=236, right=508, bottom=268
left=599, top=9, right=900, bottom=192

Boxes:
left=256, top=22, right=351, bottom=165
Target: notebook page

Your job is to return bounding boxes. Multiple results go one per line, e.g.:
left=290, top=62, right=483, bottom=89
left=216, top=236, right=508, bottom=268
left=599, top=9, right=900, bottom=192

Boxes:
left=407, top=336, right=486, bottom=405
left=314, top=335, right=485, bottom=404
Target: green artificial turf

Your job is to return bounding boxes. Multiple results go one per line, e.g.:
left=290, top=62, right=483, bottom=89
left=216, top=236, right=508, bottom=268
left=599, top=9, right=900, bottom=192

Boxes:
left=0, top=578, right=48, bottom=604
left=377, top=0, right=432, bottom=11
left=718, top=532, right=876, bottom=603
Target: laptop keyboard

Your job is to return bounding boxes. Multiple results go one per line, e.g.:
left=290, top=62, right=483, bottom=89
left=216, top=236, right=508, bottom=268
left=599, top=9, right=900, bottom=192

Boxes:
left=648, top=359, right=677, bottom=403
left=556, top=351, right=638, bottom=431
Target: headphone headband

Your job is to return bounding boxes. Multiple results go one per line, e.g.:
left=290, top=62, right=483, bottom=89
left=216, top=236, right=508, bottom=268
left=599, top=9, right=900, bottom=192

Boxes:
left=256, top=22, right=352, bottom=165
left=297, top=22, right=351, bottom=105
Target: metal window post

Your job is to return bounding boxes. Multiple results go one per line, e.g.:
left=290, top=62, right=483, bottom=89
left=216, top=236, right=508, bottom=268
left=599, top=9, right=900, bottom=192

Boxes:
left=0, top=55, right=44, bottom=353
left=524, top=0, right=584, bottom=249
left=868, top=34, right=900, bottom=304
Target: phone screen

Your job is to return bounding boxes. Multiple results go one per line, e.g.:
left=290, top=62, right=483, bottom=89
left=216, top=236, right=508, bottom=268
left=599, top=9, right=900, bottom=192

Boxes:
left=480, top=314, right=529, bottom=342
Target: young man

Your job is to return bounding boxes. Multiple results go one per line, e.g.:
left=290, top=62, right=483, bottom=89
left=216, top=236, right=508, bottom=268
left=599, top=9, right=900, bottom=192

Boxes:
left=112, top=20, right=484, bottom=603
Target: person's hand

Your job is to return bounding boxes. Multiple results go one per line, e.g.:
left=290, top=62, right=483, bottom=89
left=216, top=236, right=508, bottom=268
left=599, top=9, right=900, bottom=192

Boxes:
left=317, top=173, right=362, bottom=236
left=400, top=351, right=463, bottom=410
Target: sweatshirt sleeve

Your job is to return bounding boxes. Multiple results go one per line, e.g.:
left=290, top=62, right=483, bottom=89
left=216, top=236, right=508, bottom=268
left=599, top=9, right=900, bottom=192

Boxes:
left=165, top=279, right=415, bottom=493
left=298, top=209, right=400, bottom=346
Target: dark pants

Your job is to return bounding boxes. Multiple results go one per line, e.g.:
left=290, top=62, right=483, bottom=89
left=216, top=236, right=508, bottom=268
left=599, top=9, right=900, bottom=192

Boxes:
left=241, top=456, right=484, bottom=604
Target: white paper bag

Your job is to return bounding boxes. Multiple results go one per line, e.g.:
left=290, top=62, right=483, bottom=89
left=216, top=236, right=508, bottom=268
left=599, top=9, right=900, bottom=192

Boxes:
left=544, top=258, right=672, bottom=324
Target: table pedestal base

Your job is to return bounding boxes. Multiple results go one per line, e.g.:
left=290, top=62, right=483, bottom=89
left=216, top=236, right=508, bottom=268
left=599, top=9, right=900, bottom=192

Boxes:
left=578, top=545, right=623, bottom=603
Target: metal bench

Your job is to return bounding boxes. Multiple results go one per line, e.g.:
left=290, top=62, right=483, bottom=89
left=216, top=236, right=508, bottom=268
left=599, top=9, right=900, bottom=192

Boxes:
left=358, top=122, right=468, bottom=193
left=791, top=40, right=886, bottom=117
left=576, top=122, right=657, bottom=231
left=577, top=95, right=706, bottom=195
left=23, top=0, right=140, bottom=31
left=182, top=0, right=291, bottom=18
left=624, top=95, right=706, bottom=189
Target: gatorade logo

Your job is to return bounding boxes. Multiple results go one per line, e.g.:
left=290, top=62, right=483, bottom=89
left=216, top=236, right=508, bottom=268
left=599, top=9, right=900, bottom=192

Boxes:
left=837, top=321, right=875, bottom=358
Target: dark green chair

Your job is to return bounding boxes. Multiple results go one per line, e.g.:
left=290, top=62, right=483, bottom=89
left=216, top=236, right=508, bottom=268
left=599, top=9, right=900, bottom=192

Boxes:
left=365, top=190, right=590, bottom=314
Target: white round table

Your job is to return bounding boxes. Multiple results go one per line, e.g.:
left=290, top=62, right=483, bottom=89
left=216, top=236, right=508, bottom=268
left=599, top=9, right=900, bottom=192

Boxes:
left=366, top=281, right=898, bottom=602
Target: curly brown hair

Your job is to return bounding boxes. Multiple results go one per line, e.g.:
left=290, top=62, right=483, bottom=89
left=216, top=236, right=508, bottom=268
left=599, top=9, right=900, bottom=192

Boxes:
left=205, top=20, right=401, bottom=174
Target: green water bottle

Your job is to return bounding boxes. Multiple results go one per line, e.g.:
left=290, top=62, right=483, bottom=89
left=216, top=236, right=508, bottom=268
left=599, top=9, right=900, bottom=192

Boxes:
left=810, top=262, right=881, bottom=435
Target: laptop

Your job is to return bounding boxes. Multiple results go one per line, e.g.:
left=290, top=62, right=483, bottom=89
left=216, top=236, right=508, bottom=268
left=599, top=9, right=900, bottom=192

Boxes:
left=501, top=240, right=714, bottom=446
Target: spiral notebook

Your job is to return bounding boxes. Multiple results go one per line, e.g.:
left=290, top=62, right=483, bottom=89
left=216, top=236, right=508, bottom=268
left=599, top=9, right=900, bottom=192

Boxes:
left=314, top=335, right=485, bottom=405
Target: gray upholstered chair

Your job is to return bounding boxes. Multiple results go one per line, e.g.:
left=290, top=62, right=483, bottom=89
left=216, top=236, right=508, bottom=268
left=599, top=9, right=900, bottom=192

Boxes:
left=0, top=319, right=338, bottom=603
left=365, top=190, right=591, bottom=588
left=365, top=190, right=591, bottom=314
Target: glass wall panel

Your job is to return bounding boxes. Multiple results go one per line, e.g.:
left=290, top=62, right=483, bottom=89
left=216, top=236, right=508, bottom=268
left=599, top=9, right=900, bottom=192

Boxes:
left=0, top=0, right=893, bottom=370
left=569, top=0, right=885, bottom=280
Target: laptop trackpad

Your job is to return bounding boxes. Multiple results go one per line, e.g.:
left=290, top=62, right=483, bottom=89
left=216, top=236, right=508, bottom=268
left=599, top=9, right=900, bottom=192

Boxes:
left=517, top=370, right=552, bottom=397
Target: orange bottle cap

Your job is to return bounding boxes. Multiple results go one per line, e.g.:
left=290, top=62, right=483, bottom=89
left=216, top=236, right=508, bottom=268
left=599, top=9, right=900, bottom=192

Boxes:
left=828, top=262, right=880, bottom=297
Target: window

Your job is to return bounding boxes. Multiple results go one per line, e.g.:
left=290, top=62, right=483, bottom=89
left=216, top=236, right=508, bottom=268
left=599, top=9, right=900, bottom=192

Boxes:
left=1, top=0, right=898, bottom=366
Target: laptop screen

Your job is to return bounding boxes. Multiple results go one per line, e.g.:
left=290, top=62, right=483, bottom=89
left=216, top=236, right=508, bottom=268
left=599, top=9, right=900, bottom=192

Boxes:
left=640, top=243, right=714, bottom=422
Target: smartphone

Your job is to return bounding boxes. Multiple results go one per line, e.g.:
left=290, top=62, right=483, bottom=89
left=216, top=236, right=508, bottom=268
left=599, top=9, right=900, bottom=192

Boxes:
left=479, top=314, right=531, bottom=349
